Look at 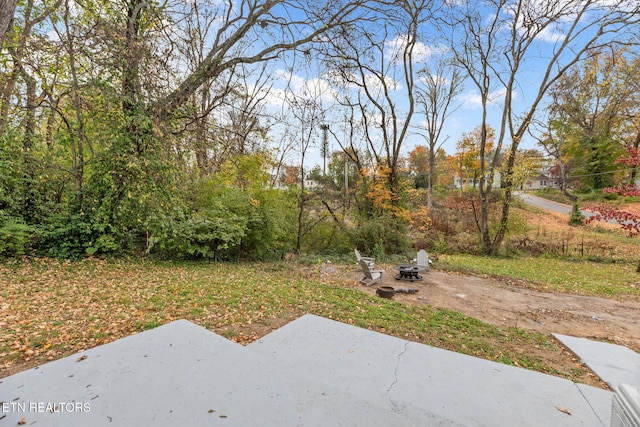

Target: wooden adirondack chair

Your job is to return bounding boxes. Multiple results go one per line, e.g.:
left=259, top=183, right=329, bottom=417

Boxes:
left=359, top=259, right=384, bottom=286
left=412, top=249, right=431, bottom=271
left=354, top=248, right=375, bottom=270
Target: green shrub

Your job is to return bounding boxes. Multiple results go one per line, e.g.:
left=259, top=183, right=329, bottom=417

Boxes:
left=504, top=210, right=529, bottom=235
left=239, top=188, right=296, bottom=260
left=148, top=156, right=297, bottom=261
left=0, top=217, right=33, bottom=258
left=569, top=202, right=584, bottom=226
left=351, top=214, right=411, bottom=256
left=150, top=214, right=247, bottom=260
left=300, top=220, right=352, bottom=255
left=40, top=212, right=95, bottom=259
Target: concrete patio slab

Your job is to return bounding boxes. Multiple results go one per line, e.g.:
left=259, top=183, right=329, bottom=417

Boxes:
left=0, top=316, right=616, bottom=426
left=250, top=314, right=612, bottom=426
left=0, top=320, right=443, bottom=426
left=554, top=333, right=640, bottom=390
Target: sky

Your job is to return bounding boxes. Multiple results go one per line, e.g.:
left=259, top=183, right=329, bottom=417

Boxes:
left=242, top=0, right=637, bottom=171
left=260, top=52, right=533, bottom=169
left=256, top=36, right=516, bottom=168
left=28, top=0, right=637, bottom=173
left=176, top=0, right=636, bottom=171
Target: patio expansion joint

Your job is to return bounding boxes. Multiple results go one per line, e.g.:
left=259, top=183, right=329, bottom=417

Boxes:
left=385, top=340, right=410, bottom=395
left=574, top=382, right=608, bottom=427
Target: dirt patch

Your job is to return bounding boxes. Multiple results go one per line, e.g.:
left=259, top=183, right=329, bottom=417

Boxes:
left=352, top=267, right=640, bottom=388
left=361, top=270, right=640, bottom=352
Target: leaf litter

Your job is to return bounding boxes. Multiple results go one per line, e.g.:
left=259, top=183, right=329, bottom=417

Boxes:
left=0, top=258, right=611, bottom=387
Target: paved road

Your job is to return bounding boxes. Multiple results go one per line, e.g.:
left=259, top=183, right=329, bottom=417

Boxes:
left=514, top=192, right=600, bottom=221
left=515, top=192, right=626, bottom=225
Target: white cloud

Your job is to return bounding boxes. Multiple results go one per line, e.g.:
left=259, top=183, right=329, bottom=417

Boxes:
left=274, top=70, right=306, bottom=93
left=259, top=86, right=288, bottom=109
left=534, top=25, right=567, bottom=42
left=458, top=87, right=514, bottom=109
left=363, top=73, right=401, bottom=92
left=417, top=74, right=451, bottom=87
left=260, top=70, right=339, bottom=108
left=385, top=35, right=448, bottom=64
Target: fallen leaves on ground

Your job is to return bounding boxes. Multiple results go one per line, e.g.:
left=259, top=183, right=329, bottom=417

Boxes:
left=556, top=406, right=572, bottom=416
left=0, top=258, right=601, bottom=387
left=0, top=258, right=342, bottom=375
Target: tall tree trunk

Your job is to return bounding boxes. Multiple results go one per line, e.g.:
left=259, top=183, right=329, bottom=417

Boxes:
left=22, top=71, right=36, bottom=222
left=0, top=0, right=17, bottom=46
left=194, top=88, right=210, bottom=176
left=296, top=155, right=306, bottom=253
left=0, top=65, right=18, bottom=131
left=64, top=0, right=86, bottom=202
left=122, top=0, right=146, bottom=156
left=490, top=148, right=517, bottom=255
left=427, top=151, right=435, bottom=212
left=630, top=130, right=640, bottom=182
left=558, top=160, right=577, bottom=201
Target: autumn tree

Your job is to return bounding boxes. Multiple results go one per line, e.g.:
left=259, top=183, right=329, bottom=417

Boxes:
left=408, top=145, right=429, bottom=188
left=587, top=148, right=640, bottom=271
left=602, top=147, right=640, bottom=196
left=322, top=0, right=431, bottom=210
left=414, top=57, right=463, bottom=210
left=618, top=55, right=640, bottom=181
left=283, top=165, right=299, bottom=186
left=545, top=48, right=636, bottom=191
left=507, top=149, right=544, bottom=189
left=442, top=0, right=640, bottom=255
left=433, top=147, right=452, bottom=187
left=452, top=125, right=495, bottom=191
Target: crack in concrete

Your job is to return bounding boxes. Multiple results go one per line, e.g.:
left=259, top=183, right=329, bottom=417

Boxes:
left=574, top=383, right=609, bottom=427
left=386, top=341, right=410, bottom=394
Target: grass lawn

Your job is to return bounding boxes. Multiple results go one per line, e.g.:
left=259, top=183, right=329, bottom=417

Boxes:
left=437, top=254, right=640, bottom=298
left=0, top=257, right=594, bottom=383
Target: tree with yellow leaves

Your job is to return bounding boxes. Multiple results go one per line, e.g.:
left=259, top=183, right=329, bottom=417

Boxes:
left=408, top=145, right=429, bottom=189
left=363, top=164, right=411, bottom=223
left=452, top=125, right=495, bottom=192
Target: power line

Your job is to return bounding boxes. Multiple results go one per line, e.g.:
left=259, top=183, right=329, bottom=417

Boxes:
left=567, top=167, right=637, bottom=179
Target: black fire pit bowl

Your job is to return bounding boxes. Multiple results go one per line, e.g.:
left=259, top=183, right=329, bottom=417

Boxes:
left=376, top=285, right=396, bottom=298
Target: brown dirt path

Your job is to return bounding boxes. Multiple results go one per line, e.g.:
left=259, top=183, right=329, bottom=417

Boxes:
left=357, top=269, right=640, bottom=354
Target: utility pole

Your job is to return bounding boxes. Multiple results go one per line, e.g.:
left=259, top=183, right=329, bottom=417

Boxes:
left=320, top=124, right=329, bottom=176
left=344, top=154, right=349, bottom=196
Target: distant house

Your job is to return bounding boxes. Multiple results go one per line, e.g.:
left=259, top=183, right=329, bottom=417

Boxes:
left=269, top=169, right=321, bottom=191
left=522, top=174, right=555, bottom=190
left=453, top=171, right=501, bottom=190
left=303, top=178, right=320, bottom=190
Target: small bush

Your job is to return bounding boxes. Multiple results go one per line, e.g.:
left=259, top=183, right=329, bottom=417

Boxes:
left=569, top=202, right=584, bottom=226
left=503, top=210, right=529, bottom=236
left=0, top=217, right=33, bottom=258
left=40, top=212, right=96, bottom=259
